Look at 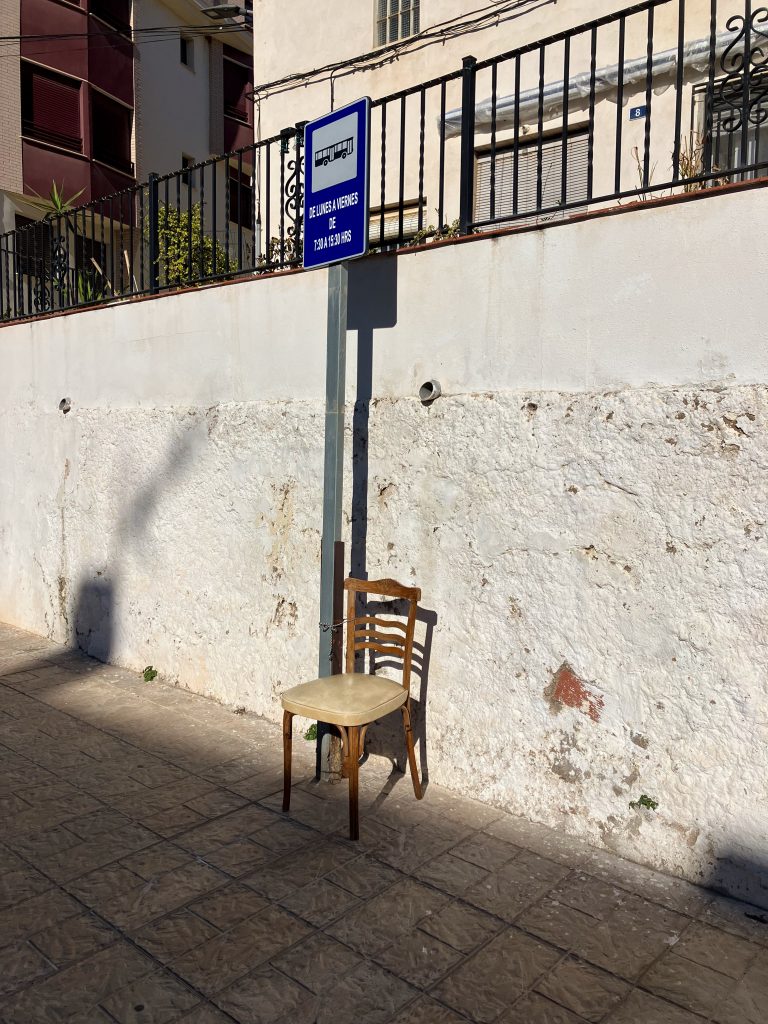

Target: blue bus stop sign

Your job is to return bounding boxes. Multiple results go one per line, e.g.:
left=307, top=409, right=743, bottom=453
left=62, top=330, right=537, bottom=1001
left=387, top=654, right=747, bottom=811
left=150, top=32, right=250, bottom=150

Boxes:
left=303, top=98, right=370, bottom=270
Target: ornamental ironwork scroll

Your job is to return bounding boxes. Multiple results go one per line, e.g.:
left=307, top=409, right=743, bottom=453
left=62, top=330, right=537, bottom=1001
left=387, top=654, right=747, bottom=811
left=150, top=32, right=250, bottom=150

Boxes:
left=283, top=126, right=305, bottom=265
left=32, top=231, right=69, bottom=313
left=718, top=1, right=768, bottom=133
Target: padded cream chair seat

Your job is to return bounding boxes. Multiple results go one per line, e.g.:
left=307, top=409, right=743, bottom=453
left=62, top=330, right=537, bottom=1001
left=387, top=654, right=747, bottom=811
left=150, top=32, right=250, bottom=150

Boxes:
left=282, top=672, right=408, bottom=727
left=281, top=577, right=423, bottom=840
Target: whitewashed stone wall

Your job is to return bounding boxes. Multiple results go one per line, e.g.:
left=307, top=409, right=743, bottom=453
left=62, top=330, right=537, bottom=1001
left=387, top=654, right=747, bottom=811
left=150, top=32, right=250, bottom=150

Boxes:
left=2, top=187, right=767, bottom=906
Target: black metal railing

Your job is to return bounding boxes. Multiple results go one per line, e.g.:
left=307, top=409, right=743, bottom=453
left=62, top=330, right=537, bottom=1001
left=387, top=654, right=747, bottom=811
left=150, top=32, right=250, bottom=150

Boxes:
left=2, top=0, right=767, bottom=323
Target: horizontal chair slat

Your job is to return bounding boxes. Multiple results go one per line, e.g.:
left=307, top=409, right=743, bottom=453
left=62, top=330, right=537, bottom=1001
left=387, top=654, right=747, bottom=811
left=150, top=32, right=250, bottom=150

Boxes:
left=354, top=632, right=407, bottom=647
left=354, top=641, right=408, bottom=658
left=344, top=577, right=422, bottom=601
left=355, top=616, right=408, bottom=632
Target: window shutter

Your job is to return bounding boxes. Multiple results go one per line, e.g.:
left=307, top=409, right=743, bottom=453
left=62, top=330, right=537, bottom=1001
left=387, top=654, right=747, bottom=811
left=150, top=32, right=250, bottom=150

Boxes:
left=22, top=65, right=82, bottom=152
left=90, top=0, right=132, bottom=34
left=475, top=132, right=589, bottom=226
left=92, top=91, right=133, bottom=173
left=223, top=59, right=250, bottom=122
left=228, top=165, right=253, bottom=229
left=376, top=0, right=419, bottom=46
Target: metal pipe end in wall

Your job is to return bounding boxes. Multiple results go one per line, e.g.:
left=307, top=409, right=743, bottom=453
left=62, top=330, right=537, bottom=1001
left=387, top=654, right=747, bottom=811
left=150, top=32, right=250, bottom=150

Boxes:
left=419, top=380, right=442, bottom=404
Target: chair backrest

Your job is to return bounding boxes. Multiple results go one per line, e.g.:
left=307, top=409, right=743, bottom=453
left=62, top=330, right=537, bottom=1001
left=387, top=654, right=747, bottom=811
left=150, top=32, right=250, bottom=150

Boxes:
left=344, top=577, right=421, bottom=690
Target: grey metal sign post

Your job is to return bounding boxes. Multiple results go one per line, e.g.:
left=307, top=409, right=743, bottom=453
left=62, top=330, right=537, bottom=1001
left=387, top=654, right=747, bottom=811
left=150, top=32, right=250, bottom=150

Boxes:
left=303, top=100, right=371, bottom=780
left=318, top=260, right=347, bottom=686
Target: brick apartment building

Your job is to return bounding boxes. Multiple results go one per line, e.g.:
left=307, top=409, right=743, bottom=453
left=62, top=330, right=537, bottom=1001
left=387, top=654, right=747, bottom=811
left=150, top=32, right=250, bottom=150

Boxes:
left=0, top=0, right=254, bottom=234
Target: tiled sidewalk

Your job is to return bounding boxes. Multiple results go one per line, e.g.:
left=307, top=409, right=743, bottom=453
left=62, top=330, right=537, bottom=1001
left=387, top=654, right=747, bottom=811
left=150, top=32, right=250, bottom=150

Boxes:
left=0, top=623, right=767, bottom=1023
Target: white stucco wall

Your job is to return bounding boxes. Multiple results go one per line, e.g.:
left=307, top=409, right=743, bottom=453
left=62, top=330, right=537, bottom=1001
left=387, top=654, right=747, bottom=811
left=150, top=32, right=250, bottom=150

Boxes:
left=2, top=185, right=768, bottom=907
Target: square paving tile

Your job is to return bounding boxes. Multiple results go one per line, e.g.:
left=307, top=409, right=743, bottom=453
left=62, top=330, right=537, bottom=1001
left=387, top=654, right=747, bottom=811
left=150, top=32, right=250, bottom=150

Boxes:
left=419, top=898, right=504, bottom=953
left=205, top=837, right=271, bottom=876
left=314, top=961, right=418, bottom=1024
left=132, top=909, right=221, bottom=963
left=374, top=927, right=463, bottom=987
left=190, top=882, right=269, bottom=929
left=519, top=894, right=685, bottom=982
left=100, top=969, right=202, bottom=1023
left=713, top=949, right=768, bottom=1024
left=30, top=910, right=116, bottom=967
left=499, top=992, right=588, bottom=1024
left=414, top=851, right=490, bottom=896
left=641, top=950, right=738, bottom=1017
left=604, top=988, right=713, bottom=1023
left=325, top=853, right=401, bottom=897
left=0, top=888, right=81, bottom=943
left=2, top=941, right=156, bottom=1023
left=278, top=876, right=361, bottom=926
left=674, top=919, right=761, bottom=979
left=327, top=877, right=450, bottom=956
left=271, top=931, right=362, bottom=992
left=449, top=831, right=521, bottom=872
left=215, top=964, right=313, bottom=1023
left=431, top=927, right=562, bottom=1023
left=464, top=850, right=569, bottom=922
left=170, top=905, right=312, bottom=994
left=390, top=997, right=469, bottom=1023
left=0, top=939, right=55, bottom=997
left=535, top=954, right=630, bottom=1021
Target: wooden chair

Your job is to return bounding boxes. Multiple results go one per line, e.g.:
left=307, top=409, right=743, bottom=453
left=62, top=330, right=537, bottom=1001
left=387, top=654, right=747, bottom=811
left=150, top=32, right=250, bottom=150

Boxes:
left=281, top=577, right=423, bottom=840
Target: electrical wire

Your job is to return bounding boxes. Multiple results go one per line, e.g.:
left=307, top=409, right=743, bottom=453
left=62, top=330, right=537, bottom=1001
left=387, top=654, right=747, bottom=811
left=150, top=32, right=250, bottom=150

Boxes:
left=0, top=24, right=250, bottom=61
left=251, top=0, right=556, bottom=100
left=0, top=25, right=247, bottom=45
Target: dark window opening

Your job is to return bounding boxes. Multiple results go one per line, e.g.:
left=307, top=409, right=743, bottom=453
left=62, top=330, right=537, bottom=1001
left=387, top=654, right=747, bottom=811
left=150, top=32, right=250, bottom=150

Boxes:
left=75, top=233, right=108, bottom=281
left=14, top=216, right=53, bottom=278
left=92, top=91, right=133, bottom=174
left=90, top=0, right=132, bottom=35
left=693, top=72, right=768, bottom=184
left=180, top=36, right=193, bottom=68
left=181, top=154, right=195, bottom=187
left=228, top=165, right=253, bottom=229
left=223, top=47, right=251, bottom=124
left=21, top=63, right=82, bottom=152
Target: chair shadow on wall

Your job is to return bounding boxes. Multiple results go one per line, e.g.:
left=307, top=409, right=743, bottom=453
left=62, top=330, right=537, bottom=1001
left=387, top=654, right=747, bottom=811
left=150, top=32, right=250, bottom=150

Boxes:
left=359, top=598, right=439, bottom=802
left=347, top=255, right=438, bottom=797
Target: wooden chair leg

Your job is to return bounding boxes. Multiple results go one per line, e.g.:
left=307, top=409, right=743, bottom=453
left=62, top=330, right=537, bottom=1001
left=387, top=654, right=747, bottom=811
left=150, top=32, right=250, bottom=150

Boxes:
left=282, top=711, right=293, bottom=812
left=402, top=702, right=423, bottom=800
left=348, top=725, right=360, bottom=840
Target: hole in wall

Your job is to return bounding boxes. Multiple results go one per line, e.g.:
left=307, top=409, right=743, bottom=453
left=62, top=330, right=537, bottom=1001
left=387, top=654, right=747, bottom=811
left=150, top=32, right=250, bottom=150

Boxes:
left=419, top=380, right=441, bottom=405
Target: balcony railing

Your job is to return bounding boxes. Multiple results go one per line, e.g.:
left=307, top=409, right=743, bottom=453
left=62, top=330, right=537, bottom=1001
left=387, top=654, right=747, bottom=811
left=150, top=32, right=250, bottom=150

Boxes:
left=2, top=0, right=767, bottom=324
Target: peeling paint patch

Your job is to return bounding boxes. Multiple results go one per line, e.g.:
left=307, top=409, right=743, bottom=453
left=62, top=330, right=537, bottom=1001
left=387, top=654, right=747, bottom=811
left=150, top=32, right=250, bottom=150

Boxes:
left=549, top=662, right=605, bottom=722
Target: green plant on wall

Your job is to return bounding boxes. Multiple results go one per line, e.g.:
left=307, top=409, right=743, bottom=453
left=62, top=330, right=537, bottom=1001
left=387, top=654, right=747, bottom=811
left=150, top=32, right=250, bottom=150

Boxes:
left=154, top=203, right=232, bottom=285
left=629, top=794, right=659, bottom=811
left=47, top=181, right=85, bottom=215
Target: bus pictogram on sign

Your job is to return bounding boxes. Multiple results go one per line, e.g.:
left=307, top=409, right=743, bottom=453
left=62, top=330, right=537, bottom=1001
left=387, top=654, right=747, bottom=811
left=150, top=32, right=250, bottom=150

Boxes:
left=315, top=137, right=355, bottom=168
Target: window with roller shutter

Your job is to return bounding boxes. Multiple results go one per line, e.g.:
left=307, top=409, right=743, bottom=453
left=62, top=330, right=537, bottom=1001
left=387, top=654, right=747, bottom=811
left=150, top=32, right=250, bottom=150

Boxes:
left=21, top=63, right=82, bottom=153
left=92, top=90, right=133, bottom=174
left=474, top=130, right=589, bottom=228
left=90, top=0, right=132, bottom=35
left=375, top=0, right=420, bottom=47
left=223, top=47, right=251, bottom=124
